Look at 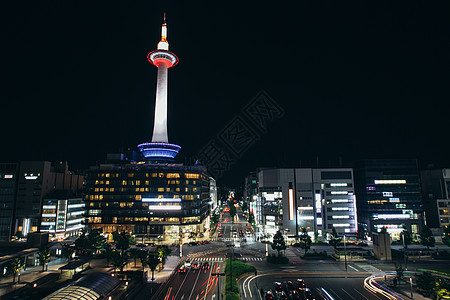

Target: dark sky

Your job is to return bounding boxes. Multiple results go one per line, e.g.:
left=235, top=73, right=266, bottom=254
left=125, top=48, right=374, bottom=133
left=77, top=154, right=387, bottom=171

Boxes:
left=2, top=1, right=449, bottom=185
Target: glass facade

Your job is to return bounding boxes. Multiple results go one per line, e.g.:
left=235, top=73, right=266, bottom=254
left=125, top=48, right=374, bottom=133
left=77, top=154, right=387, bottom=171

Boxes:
left=354, top=159, right=423, bottom=240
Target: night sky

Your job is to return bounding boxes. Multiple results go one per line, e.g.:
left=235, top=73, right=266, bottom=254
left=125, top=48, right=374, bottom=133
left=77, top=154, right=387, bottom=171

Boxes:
left=3, top=2, right=449, bottom=185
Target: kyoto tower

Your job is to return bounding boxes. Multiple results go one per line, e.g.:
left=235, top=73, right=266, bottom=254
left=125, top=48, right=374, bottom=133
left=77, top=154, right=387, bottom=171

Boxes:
left=138, top=14, right=181, bottom=161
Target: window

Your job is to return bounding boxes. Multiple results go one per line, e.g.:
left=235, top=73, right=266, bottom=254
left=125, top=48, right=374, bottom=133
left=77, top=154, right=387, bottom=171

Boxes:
left=167, top=173, right=180, bottom=178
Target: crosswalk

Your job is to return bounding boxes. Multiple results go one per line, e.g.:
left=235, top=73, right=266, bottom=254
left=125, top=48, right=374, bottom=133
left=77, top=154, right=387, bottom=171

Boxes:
left=355, top=264, right=382, bottom=273
left=186, top=256, right=264, bottom=262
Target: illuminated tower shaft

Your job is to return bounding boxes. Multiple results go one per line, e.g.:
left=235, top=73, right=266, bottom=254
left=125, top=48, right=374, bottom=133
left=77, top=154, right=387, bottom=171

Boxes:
left=138, top=17, right=180, bottom=161
left=153, top=61, right=169, bottom=142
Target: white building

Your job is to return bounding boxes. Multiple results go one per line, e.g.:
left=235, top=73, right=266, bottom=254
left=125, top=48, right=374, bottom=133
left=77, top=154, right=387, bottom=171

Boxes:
left=257, top=168, right=357, bottom=241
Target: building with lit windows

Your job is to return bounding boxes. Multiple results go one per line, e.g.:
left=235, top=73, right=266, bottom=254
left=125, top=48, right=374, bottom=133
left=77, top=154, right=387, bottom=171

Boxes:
left=83, top=163, right=211, bottom=243
left=40, top=190, right=85, bottom=240
left=0, top=161, right=83, bottom=241
left=354, top=159, right=423, bottom=240
left=83, top=17, right=212, bottom=243
left=256, top=168, right=357, bottom=241
left=421, top=168, right=450, bottom=229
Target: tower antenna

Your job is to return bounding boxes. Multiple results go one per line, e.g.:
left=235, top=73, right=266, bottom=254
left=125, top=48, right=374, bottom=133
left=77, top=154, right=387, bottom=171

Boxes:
left=163, top=12, right=166, bottom=23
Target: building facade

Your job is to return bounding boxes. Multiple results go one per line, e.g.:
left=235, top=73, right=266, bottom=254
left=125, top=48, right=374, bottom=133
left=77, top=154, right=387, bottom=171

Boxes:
left=421, top=169, right=450, bottom=229
left=83, top=162, right=211, bottom=243
left=0, top=161, right=83, bottom=240
left=256, top=168, right=357, bottom=241
left=354, top=159, right=423, bottom=240
left=0, top=163, right=19, bottom=240
left=40, top=190, right=85, bottom=240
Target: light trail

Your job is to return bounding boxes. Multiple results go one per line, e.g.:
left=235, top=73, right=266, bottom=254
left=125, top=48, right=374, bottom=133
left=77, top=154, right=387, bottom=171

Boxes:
left=364, top=273, right=405, bottom=300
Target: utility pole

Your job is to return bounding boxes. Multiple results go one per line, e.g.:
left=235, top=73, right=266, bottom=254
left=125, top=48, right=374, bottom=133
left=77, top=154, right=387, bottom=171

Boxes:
left=402, top=233, right=407, bottom=270
left=212, top=272, right=225, bottom=300
left=344, top=235, right=348, bottom=272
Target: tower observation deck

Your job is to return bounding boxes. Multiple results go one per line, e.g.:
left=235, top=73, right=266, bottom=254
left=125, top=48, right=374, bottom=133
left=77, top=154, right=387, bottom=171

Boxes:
left=138, top=15, right=181, bottom=161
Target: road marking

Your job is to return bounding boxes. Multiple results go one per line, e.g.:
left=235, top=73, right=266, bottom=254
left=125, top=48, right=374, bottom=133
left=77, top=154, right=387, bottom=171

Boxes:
left=329, top=288, right=343, bottom=300
left=188, top=264, right=203, bottom=300
left=173, top=267, right=190, bottom=299
left=353, top=288, right=369, bottom=300
left=341, top=288, right=357, bottom=300
left=348, top=265, right=359, bottom=272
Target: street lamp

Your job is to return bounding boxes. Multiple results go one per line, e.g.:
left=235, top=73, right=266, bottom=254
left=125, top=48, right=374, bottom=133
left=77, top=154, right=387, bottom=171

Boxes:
left=344, top=235, right=348, bottom=272
left=402, top=233, right=407, bottom=270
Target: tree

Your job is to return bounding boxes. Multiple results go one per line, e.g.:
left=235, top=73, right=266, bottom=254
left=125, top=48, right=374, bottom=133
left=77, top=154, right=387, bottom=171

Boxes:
left=110, top=251, right=128, bottom=274
left=416, top=271, right=436, bottom=298
left=229, top=204, right=237, bottom=220
left=271, top=231, right=287, bottom=256
left=37, top=246, right=51, bottom=271
left=420, top=225, right=435, bottom=249
left=328, top=227, right=342, bottom=248
left=395, top=264, right=404, bottom=287
left=443, top=226, right=450, bottom=246
left=8, top=257, right=24, bottom=284
left=104, top=243, right=114, bottom=266
left=145, top=252, right=160, bottom=281
left=88, top=229, right=106, bottom=255
left=299, top=228, right=312, bottom=255
left=129, top=248, right=143, bottom=268
left=156, top=245, right=172, bottom=267
left=241, top=201, right=248, bottom=213
left=113, top=231, right=131, bottom=255
left=74, top=233, right=90, bottom=253
left=61, top=245, right=75, bottom=262
left=400, top=225, right=412, bottom=249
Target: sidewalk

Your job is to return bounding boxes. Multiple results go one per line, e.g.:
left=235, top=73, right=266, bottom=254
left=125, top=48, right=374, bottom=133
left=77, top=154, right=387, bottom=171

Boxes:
left=0, top=257, right=66, bottom=298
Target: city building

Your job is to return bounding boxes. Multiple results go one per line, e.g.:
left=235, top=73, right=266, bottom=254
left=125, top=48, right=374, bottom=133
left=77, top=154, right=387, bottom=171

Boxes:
left=40, top=190, right=85, bottom=241
left=0, top=161, right=83, bottom=241
left=244, top=172, right=258, bottom=215
left=354, top=159, right=423, bottom=240
left=83, top=17, right=212, bottom=244
left=0, top=163, right=19, bottom=240
left=255, top=168, right=357, bottom=242
left=421, top=168, right=450, bottom=229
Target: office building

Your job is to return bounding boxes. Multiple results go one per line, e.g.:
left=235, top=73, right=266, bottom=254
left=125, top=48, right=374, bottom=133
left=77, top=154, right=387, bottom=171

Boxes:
left=354, top=159, right=423, bottom=240
left=40, top=190, right=85, bottom=240
left=421, top=169, right=450, bottom=229
left=256, top=168, right=357, bottom=241
left=0, top=161, right=83, bottom=240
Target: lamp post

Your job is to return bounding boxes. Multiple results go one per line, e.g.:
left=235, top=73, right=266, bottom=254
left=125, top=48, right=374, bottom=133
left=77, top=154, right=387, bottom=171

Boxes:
left=344, top=235, right=348, bottom=272
left=211, top=272, right=225, bottom=300
left=179, top=226, right=183, bottom=258
left=410, top=277, right=413, bottom=299
left=402, top=233, right=407, bottom=270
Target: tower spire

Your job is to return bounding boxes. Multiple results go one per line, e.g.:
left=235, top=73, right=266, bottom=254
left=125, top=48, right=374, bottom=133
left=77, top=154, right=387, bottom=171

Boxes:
left=158, top=13, right=169, bottom=50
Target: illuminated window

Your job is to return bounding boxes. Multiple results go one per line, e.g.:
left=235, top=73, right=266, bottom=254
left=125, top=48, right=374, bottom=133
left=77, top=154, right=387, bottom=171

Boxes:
left=185, top=173, right=199, bottom=179
left=99, top=188, right=104, bottom=192
left=176, top=188, right=180, bottom=192
left=95, top=180, right=99, bottom=185
left=374, top=180, right=406, bottom=185
left=136, top=180, right=140, bottom=185
left=159, top=173, right=164, bottom=178
left=166, top=187, right=171, bottom=192
left=90, top=202, right=94, bottom=207
left=105, top=173, right=110, bottom=178
left=122, top=180, right=127, bottom=185
left=167, top=173, right=180, bottom=178
left=95, top=188, right=99, bottom=192
left=99, top=195, right=103, bottom=200
left=145, top=180, right=149, bottom=185
left=105, top=181, right=109, bottom=185
left=135, top=195, right=142, bottom=200
left=110, top=187, right=114, bottom=192
left=158, top=187, right=164, bottom=192
left=128, top=173, right=134, bottom=178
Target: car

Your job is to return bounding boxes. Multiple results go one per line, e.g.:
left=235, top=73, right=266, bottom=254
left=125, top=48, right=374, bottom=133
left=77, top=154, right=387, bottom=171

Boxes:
left=291, top=242, right=301, bottom=247
left=188, top=241, right=199, bottom=246
left=200, top=240, right=210, bottom=244
left=178, top=266, right=186, bottom=273
left=202, top=262, right=210, bottom=270
left=356, top=241, right=368, bottom=246
left=136, top=243, right=148, bottom=247
left=234, top=242, right=241, bottom=248
left=276, top=291, right=288, bottom=300
left=273, top=282, right=283, bottom=294
left=185, top=259, right=191, bottom=268
left=218, top=233, right=223, bottom=237
left=264, top=290, right=275, bottom=300
left=284, top=281, right=295, bottom=293
left=302, top=288, right=316, bottom=300
left=296, top=279, right=306, bottom=290
left=192, top=262, right=200, bottom=269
